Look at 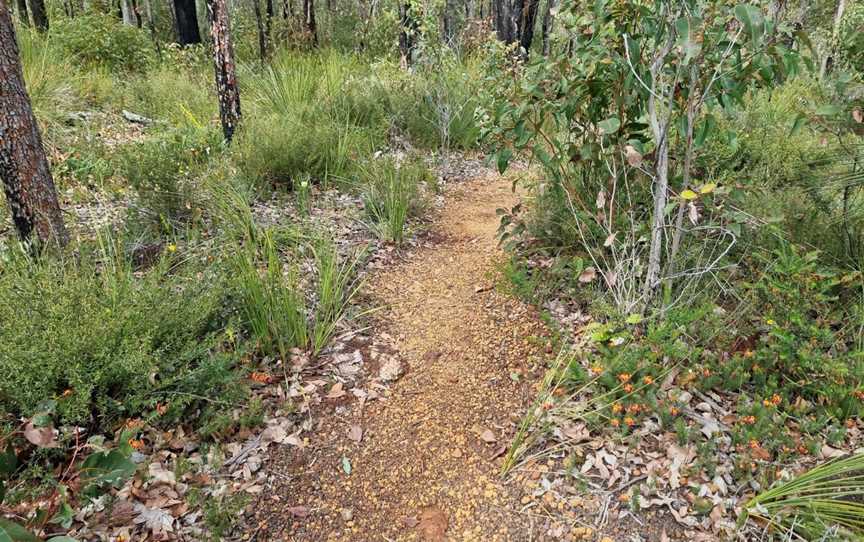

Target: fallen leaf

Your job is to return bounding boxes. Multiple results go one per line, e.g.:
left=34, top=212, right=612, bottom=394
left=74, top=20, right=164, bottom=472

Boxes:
left=326, top=382, right=346, bottom=399
left=148, top=462, right=176, bottom=485
left=578, top=267, right=596, bottom=283
left=403, top=516, right=419, bottom=528
left=23, top=421, right=57, bottom=448
left=417, top=505, right=448, bottom=541
left=347, top=425, right=363, bottom=443
left=625, top=145, right=643, bottom=167
left=379, top=358, right=403, bottom=382
left=854, top=108, right=863, bottom=124
left=133, top=503, right=175, bottom=534
left=479, top=429, right=496, bottom=443
left=342, top=456, right=352, bottom=475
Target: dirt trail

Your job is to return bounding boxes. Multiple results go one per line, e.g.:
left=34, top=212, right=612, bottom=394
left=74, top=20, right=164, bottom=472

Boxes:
left=257, top=175, right=554, bottom=541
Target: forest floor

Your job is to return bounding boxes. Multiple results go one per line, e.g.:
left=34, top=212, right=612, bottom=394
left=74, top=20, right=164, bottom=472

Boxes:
left=248, top=174, right=558, bottom=541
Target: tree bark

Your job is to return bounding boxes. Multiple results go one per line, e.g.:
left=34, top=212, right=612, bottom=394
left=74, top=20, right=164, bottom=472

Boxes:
left=29, top=0, right=48, bottom=31
left=0, top=3, right=68, bottom=248
left=398, top=1, right=416, bottom=67
left=15, top=0, right=29, bottom=26
left=205, top=0, right=241, bottom=143
left=517, top=0, right=540, bottom=56
left=821, top=0, right=846, bottom=77
left=173, top=0, right=202, bottom=44
left=120, top=0, right=136, bottom=24
left=303, top=0, right=317, bottom=45
left=540, top=0, right=554, bottom=56
left=443, top=0, right=456, bottom=44
left=252, top=0, right=267, bottom=60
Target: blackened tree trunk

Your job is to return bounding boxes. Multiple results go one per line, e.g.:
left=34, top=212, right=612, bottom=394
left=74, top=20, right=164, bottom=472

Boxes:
left=398, top=1, right=417, bottom=67
left=517, top=0, right=540, bottom=56
left=442, top=0, right=456, bottom=44
left=29, top=0, right=48, bottom=31
left=205, top=0, right=241, bottom=143
left=540, top=0, right=554, bottom=56
left=252, top=0, right=267, bottom=60
left=174, top=0, right=202, bottom=44
left=303, top=0, right=317, bottom=45
left=265, top=0, right=273, bottom=46
left=15, top=0, right=29, bottom=26
left=0, top=3, right=68, bottom=248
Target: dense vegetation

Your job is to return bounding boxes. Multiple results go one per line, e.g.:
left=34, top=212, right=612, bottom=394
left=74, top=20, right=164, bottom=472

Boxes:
left=1, top=0, right=864, bottom=539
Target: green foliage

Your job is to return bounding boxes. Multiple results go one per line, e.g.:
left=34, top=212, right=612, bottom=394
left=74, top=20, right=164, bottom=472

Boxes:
left=17, top=29, right=79, bottom=129
left=119, top=127, right=222, bottom=231
left=0, top=238, right=229, bottom=429
left=360, top=157, right=431, bottom=244
left=744, top=453, right=864, bottom=539
left=53, top=13, right=155, bottom=72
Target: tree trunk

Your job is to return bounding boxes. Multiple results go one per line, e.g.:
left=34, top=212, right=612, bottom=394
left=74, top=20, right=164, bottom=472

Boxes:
left=252, top=0, right=267, bottom=60
left=821, top=0, right=846, bottom=77
left=15, top=0, right=29, bottom=26
left=398, top=1, right=416, bottom=66
left=120, top=0, right=136, bottom=24
left=0, top=3, right=68, bottom=248
left=443, top=0, right=455, bottom=44
left=29, top=0, right=48, bottom=31
left=517, top=0, right=540, bottom=56
left=303, top=0, right=317, bottom=45
left=265, top=0, right=273, bottom=46
left=205, top=0, right=241, bottom=143
left=174, top=0, right=202, bottom=44
left=540, top=0, right=554, bottom=56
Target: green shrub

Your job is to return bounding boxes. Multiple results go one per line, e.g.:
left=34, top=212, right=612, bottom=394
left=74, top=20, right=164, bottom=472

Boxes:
left=0, top=238, right=231, bottom=430
left=17, top=29, right=79, bottom=128
left=235, top=116, right=377, bottom=189
left=119, top=127, right=222, bottom=230
left=53, top=13, right=155, bottom=72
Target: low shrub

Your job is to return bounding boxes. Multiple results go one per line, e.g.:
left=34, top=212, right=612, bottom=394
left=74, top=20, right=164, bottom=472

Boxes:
left=235, top=116, right=378, bottom=189
left=53, top=13, right=155, bottom=73
left=119, top=126, right=222, bottom=231
left=0, top=238, right=233, bottom=431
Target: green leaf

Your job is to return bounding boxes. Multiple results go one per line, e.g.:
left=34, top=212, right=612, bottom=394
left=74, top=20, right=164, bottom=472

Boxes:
left=80, top=450, right=136, bottom=492
left=675, top=17, right=702, bottom=65
left=734, top=4, right=765, bottom=43
left=0, top=445, right=18, bottom=477
left=341, top=456, right=352, bottom=475
left=694, top=114, right=717, bottom=147
left=496, top=149, right=512, bottom=174
left=0, top=520, right=39, bottom=542
left=789, top=112, right=808, bottom=135
left=681, top=189, right=699, bottom=200
left=598, top=117, right=621, bottom=134
left=815, top=105, right=841, bottom=117
left=625, top=314, right=643, bottom=325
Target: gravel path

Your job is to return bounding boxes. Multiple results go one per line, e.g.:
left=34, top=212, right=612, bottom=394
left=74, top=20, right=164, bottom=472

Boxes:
left=254, top=175, right=555, bottom=541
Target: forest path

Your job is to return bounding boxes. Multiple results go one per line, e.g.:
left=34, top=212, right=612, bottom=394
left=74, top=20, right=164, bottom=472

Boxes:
left=257, top=175, right=554, bottom=541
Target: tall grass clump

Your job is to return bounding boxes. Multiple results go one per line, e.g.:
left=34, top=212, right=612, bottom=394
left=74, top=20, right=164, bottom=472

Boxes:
left=744, top=453, right=864, bottom=539
left=311, top=238, right=363, bottom=353
left=360, top=157, right=431, bottom=244
left=17, top=29, right=79, bottom=130
left=232, top=231, right=309, bottom=361
left=0, top=236, right=231, bottom=430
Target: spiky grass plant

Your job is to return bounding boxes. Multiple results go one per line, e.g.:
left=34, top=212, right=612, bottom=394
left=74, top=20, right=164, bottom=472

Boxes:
left=743, top=453, right=864, bottom=540
left=310, top=238, right=363, bottom=355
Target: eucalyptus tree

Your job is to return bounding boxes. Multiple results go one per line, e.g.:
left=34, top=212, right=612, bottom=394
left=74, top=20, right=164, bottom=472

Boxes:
left=482, top=0, right=802, bottom=313
left=0, top=1, right=68, bottom=248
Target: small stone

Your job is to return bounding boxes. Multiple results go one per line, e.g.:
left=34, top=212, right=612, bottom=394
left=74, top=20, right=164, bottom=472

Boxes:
left=341, top=508, right=354, bottom=521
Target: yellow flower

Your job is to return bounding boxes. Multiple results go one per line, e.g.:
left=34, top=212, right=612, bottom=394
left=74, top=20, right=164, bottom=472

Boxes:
left=167, top=243, right=177, bottom=253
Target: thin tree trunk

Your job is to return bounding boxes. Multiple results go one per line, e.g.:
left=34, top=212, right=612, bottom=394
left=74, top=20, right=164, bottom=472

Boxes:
left=0, top=3, right=68, bottom=248
left=821, top=0, right=846, bottom=78
left=205, top=0, right=241, bottom=142
left=252, top=0, right=267, bottom=60
left=398, top=1, right=416, bottom=67
left=443, top=0, right=455, bottom=44
left=517, top=0, right=540, bottom=56
left=174, top=0, right=202, bottom=44
left=540, top=0, right=554, bottom=56
left=29, top=0, right=48, bottom=31
left=15, top=0, right=29, bottom=26
left=265, top=0, right=273, bottom=46
left=303, top=0, right=317, bottom=45
left=120, top=0, right=136, bottom=24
